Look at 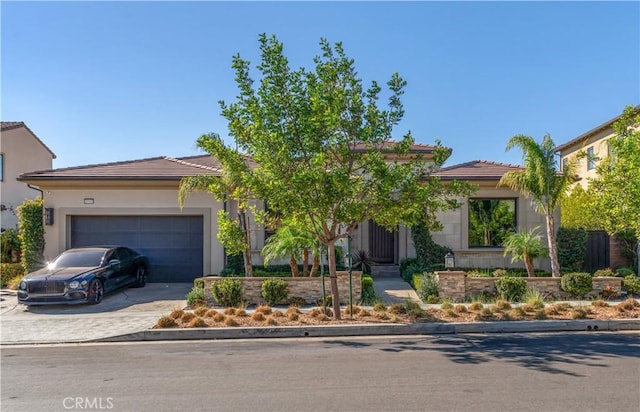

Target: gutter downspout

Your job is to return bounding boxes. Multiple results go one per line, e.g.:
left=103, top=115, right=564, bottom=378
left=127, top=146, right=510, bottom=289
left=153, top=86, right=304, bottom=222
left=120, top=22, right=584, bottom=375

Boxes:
left=27, top=184, right=44, bottom=198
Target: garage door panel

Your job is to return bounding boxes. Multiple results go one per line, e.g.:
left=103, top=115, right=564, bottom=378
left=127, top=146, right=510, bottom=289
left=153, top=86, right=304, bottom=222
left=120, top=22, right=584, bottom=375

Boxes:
left=70, top=215, right=204, bottom=283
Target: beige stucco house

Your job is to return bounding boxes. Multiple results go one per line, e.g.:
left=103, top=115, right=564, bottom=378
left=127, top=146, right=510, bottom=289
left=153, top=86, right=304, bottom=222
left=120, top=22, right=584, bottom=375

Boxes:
left=1, top=122, right=56, bottom=230
left=19, top=142, right=552, bottom=282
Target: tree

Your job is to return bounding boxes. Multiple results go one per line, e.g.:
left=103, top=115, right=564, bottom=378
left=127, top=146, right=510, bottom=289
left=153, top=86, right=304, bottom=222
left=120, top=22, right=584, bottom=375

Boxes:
left=559, top=184, right=602, bottom=230
left=216, top=34, right=474, bottom=318
left=588, top=105, right=640, bottom=273
left=16, top=197, right=45, bottom=274
left=179, top=134, right=255, bottom=277
left=261, top=222, right=321, bottom=277
left=500, top=134, right=576, bottom=278
left=502, top=227, right=548, bottom=277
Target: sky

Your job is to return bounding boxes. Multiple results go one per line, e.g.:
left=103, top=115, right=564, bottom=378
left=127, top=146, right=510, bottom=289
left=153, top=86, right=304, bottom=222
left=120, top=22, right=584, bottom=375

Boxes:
left=2, top=1, right=639, bottom=170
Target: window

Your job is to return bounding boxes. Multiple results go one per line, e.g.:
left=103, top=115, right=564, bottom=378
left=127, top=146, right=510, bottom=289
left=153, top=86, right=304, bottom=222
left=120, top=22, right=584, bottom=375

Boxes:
left=587, top=147, right=595, bottom=170
left=0, top=153, right=3, bottom=181
left=468, top=198, right=517, bottom=247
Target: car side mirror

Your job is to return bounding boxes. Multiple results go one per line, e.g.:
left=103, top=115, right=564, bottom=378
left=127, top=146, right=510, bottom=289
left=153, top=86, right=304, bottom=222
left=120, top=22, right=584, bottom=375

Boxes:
left=108, top=259, right=120, bottom=268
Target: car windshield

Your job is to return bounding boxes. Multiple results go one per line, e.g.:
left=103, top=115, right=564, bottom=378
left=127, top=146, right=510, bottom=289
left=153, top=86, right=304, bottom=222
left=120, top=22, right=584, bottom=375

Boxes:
left=51, top=250, right=106, bottom=268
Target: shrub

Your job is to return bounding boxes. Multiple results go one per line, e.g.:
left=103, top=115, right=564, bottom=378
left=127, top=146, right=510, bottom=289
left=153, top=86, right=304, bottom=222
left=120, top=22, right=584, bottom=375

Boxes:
left=261, top=279, right=288, bottom=306
left=425, top=295, right=440, bottom=304
left=308, top=308, right=322, bottom=318
left=252, top=312, right=266, bottom=321
left=213, top=313, right=226, bottom=322
left=440, top=300, right=454, bottom=310
left=221, top=253, right=244, bottom=276
left=287, top=297, right=306, bottom=307
left=287, top=312, right=299, bottom=321
left=1, top=228, right=21, bottom=263
left=186, top=286, right=207, bottom=307
left=194, top=278, right=205, bottom=288
left=623, top=275, right=640, bottom=295
left=522, top=288, right=545, bottom=309
left=205, top=309, right=218, bottom=318
left=388, top=304, right=406, bottom=314
left=617, top=267, right=636, bottom=277
left=286, top=306, right=301, bottom=315
left=454, top=304, right=468, bottom=313
left=495, top=299, right=512, bottom=311
left=188, top=317, right=207, bottom=328
left=561, top=273, right=593, bottom=298
left=494, top=276, right=527, bottom=301
left=223, top=307, right=236, bottom=315
left=194, top=307, right=208, bottom=316
left=557, top=227, right=587, bottom=272
left=571, top=308, right=588, bottom=319
left=235, top=309, right=248, bottom=317
left=181, top=312, right=196, bottom=323
left=492, top=268, right=508, bottom=277
left=401, top=262, right=425, bottom=284
left=271, top=310, right=284, bottom=317
left=469, top=301, right=483, bottom=311
left=373, top=303, right=387, bottom=312
left=16, top=198, right=45, bottom=274
left=416, top=273, right=439, bottom=302
left=351, top=250, right=373, bottom=275
left=1, top=263, right=24, bottom=288
left=404, top=300, right=424, bottom=318
left=601, top=286, right=618, bottom=300
left=618, top=298, right=640, bottom=311
left=265, top=317, right=278, bottom=326
left=169, top=309, right=184, bottom=319
left=360, top=275, right=376, bottom=305
left=224, top=317, right=239, bottom=327
left=533, top=309, right=547, bottom=320
left=256, top=305, right=272, bottom=315
left=156, top=316, right=178, bottom=328
left=211, top=279, right=243, bottom=307
left=593, top=268, right=615, bottom=277
left=591, top=299, right=609, bottom=308
left=411, top=221, right=452, bottom=271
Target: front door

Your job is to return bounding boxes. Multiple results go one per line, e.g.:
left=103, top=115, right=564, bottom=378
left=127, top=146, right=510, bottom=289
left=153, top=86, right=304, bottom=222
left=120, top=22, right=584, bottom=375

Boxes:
left=368, top=221, right=396, bottom=263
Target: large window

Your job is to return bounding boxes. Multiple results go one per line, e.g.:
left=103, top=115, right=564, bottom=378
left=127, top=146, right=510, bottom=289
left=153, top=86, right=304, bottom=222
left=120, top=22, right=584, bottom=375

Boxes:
left=587, top=147, right=595, bottom=170
left=468, top=198, right=517, bottom=247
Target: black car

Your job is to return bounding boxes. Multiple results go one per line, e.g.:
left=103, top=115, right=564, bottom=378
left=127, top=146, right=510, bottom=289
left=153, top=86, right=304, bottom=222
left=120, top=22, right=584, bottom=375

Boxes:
left=17, top=246, right=149, bottom=305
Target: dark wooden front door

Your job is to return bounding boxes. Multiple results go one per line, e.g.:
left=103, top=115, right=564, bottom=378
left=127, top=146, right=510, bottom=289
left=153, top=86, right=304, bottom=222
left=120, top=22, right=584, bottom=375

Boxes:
left=585, top=230, right=610, bottom=273
left=368, top=221, right=396, bottom=263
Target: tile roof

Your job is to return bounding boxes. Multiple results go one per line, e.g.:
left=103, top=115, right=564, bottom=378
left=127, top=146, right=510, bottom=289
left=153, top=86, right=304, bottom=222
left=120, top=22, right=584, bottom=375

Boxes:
left=1, top=121, right=57, bottom=158
left=18, top=155, right=228, bottom=181
left=434, top=160, right=524, bottom=181
left=351, top=141, right=437, bottom=153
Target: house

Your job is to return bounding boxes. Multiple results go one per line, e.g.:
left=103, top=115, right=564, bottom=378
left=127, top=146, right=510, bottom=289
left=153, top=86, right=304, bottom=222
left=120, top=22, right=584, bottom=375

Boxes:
left=0, top=122, right=56, bottom=230
left=19, top=142, right=551, bottom=281
left=554, top=105, right=640, bottom=189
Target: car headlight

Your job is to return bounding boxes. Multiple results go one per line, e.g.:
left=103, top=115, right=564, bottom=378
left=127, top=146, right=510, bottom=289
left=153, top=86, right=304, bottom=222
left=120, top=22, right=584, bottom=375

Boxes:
left=19, top=281, right=27, bottom=290
left=68, top=281, right=80, bottom=289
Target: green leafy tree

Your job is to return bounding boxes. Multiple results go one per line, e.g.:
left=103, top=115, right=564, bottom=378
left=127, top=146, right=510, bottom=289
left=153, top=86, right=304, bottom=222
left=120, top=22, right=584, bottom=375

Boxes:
left=468, top=199, right=516, bottom=246
left=16, top=198, right=45, bottom=274
left=559, top=185, right=602, bottom=230
left=215, top=34, right=474, bottom=319
left=588, top=105, right=640, bottom=273
left=179, top=134, right=255, bottom=277
left=262, top=222, right=320, bottom=277
left=502, top=227, right=548, bottom=277
left=500, top=134, right=576, bottom=278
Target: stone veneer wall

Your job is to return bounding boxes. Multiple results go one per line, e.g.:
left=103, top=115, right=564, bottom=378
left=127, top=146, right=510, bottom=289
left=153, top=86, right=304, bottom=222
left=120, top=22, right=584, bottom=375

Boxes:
left=435, top=271, right=622, bottom=300
left=199, top=271, right=362, bottom=305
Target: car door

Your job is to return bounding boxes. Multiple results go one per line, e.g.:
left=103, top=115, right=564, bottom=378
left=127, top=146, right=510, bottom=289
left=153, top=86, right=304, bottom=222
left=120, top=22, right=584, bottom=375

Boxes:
left=102, top=249, right=122, bottom=292
left=116, top=247, right=137, bottom=286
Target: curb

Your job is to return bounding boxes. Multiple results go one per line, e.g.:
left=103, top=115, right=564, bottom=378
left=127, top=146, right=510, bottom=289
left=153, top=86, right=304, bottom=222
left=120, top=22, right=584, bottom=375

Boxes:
left=95, top=319, right=640, bottom=343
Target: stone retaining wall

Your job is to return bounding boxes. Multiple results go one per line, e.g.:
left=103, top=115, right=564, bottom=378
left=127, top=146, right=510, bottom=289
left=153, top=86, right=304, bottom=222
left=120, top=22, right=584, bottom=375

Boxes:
left=435, top=271, right=622, bottom=300
left=199, top=271, right=362, bottom=305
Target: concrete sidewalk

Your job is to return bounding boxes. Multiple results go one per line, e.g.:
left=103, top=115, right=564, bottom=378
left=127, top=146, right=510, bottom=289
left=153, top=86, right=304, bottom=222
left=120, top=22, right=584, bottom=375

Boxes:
left=372, top=275, right=423, bottom=306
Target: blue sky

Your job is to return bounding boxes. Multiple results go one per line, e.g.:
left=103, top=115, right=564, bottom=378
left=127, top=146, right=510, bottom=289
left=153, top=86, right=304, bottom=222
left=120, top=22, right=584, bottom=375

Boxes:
left=2, top=1, right=638, bottom=169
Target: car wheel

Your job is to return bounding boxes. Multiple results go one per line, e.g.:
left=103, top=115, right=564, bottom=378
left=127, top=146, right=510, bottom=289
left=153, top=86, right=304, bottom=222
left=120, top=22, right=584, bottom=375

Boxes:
left=134, top=266, right=147, bottom=288
left=87, top=279, right=104, bottom=304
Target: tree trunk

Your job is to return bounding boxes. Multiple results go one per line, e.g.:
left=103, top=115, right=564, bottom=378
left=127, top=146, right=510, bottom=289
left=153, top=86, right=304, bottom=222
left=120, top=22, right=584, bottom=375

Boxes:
left=239, top=211, right=253, bottom=277
left=310, top=254, right=320, bottom=277
left=289, top=255, right=299, bottom=277
left=545, top=212, right=560, bottom=278
left=524, top=255, right=535, bottom=278
left=327, top=241, right=341, bottom=320
left=302, top=248, right=309, bottom=277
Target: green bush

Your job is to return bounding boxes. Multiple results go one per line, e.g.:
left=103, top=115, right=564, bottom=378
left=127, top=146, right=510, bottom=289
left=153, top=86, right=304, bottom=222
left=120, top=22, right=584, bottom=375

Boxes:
left=194, top=278, right=205, bottom=288
left=494, top=276, right=527, bottom=301
left=410, top=222, right=452, bottom=271
left=360, top=275, right=376, bottom=305
left=401, top=263, right=425, bottom=284
left=557, top=228, right=587, bottom=272
left=617, top=267, right=636, bottom=277
left=593, top=268, right=615, bottom=277
left=211, top=279, right=243, bottom=307
left=16, top=198, right=45, bottom=274
left=560, top=272, right=593, bottom=298
left=186, top=286, right=207, bottom=307
left=416, top=273, right=439, bottom=302
left=623, top=275, right=640, bottom=295
left=221, top=253, right=245, bottom=276
left=412, top=273, right=422, bottom=290
left=492, top=268, right=508, bottom=277
left=1, top=263, right=25, bottom=288
left=1, top=228, right=21, bottom=263
left=261, top=279, right=289, bottom=306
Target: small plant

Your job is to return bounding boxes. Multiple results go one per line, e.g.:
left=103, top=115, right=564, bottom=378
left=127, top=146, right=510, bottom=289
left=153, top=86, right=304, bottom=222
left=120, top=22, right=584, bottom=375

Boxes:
left=561, top=273, right=593, bottom=298
left=360, top=275, right=377, bottom=305
left=600, top=286, right=618, bottom=300
left=617, top=267, right=636, bottom=277
left=224, top=317, right=239, bottom=327
left=169, top=309, right=184, bottom=319
left=256, top=305, right=272, bottom=315
left=388, top=304, right=406, bottom=315
left=513, top=307, right=527, bottom=317
left=454, top=304, right=468, bottom=313
left=352, top=249, right=373, bottom=275
left=211, top=278, right=243, bottom=307
left=251, top=312, right=266, bottom=321
left=492, top=268, right=508, bottom=277
left=373, top=303, right=387, bottom=312
left=533, top=309, right=547, bottom=320
left=344, top=305, right=360, bottom=315
left=623, top=275, right=640, bottom=295
left=188, top=317, right=207, bottom=328
left=265, top=317, right=278, bottom=326
left=181, top=312, right=196, bottom=323
left=235, top=309, right=248, bottom=317
left=286, top=306, right=301, bottom=315
left=495, top=299, right=512, bottom=311
left=618, top=297, right=640, bottom=311
left=570, top=308, right=588, bottom=319
left=469, top=301, right=483, bottom=311
left=440, top=300, right=454, bottom=311
left=591, top=299, right=609, bottom=308
left=479, top=307, right=493, bottom=318
left=287, top=296, right=306, bottom=307
left=416, top=273, right=439, bottom=302
left=271, top=310, right=284, bottom=318
left=502, top=227, right=548, bottom=278
left=156, top=316, right=177, bottom=328
left=520, top=304, right=536, bottom=313
left=213, top=313, right=226, bottom=322
left=186, top=286, right=207, bottom=307
left=261, top=279, right=288, bottom=306
left=308, top=308, right=322, bottom=318
left=321, top=307, right=333, bottom=317
left=501, top=311, right=513, bottom=321
left=224, top=307, right=237, bottom=315
left=358, top=308, right=371, bottom=317
left=522, top=288, right=545, bottom=309
left=374, top=312, right=389, bottom=320
left=593, top=268, right=615, bottom=277
left=494, top=276, right=527, bottom=301
left=194, top=307, right=208, bottom=317
left=426, top=295, right=440, bottom=304
left=287, top=311, right=299, bottom=321
left=445, top=309, right=458, bottom=318
left=205, top=309, right=218, bottom=318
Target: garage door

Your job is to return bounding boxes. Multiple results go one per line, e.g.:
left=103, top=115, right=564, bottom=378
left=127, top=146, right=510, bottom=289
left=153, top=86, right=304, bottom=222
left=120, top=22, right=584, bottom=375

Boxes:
left=70, top=215, right=204, bottom=283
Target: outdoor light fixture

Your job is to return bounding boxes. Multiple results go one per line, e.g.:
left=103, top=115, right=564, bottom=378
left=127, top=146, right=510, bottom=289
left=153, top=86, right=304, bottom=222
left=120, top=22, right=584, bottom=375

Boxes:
left=83, top=198, right=94, bottom=204
left=444, top=252, right=455, bottom=271
left=44, top=208, right=54, bottom=226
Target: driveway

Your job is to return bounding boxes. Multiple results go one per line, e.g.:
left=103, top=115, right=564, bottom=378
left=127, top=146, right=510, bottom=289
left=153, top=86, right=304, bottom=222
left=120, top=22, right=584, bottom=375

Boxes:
left=0, top=283, right=191, bottom=344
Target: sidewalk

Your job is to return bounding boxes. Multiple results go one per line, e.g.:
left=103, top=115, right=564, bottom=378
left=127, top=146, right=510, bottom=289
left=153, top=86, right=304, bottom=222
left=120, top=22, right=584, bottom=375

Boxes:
left=372, top=275, right=423, bottom=306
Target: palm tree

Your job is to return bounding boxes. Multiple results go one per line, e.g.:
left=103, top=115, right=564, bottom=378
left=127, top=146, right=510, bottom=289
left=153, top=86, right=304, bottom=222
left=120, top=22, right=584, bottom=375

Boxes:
left=503, top=227, right=548, bottom=277
left=262, top=223, right=321, bottom=277
left=500, top=134, right=576, bottom=278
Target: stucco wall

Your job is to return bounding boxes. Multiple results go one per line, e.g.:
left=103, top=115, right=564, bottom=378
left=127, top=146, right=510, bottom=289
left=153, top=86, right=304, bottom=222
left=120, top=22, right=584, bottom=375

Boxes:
left=39, top=186, right=225, bottom=274
left=0, top=127, right=54, bottom=229
left=559, top=127, right=614, bottom=189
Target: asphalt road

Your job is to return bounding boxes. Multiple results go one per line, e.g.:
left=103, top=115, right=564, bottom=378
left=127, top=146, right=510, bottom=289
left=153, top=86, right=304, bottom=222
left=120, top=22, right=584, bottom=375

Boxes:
left=2, top=332, right=639, bottom=412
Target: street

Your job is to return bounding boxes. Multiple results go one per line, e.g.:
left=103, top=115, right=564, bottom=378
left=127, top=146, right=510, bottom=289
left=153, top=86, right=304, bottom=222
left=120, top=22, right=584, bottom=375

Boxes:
left=2, top=332, right=639, bottom=412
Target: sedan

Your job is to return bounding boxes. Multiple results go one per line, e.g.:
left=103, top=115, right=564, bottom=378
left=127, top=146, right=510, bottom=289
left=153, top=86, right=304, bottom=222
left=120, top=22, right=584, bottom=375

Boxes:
left=17, top=246, right=149, bottom=305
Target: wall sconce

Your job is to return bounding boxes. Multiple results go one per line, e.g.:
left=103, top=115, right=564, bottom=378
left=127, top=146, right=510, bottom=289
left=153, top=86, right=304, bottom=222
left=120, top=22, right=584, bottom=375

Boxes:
left=44, top=208, right=54, bottom=226
left=83, top=198, right=94, bottom=204
left=444, top=252, right=455, bottom=271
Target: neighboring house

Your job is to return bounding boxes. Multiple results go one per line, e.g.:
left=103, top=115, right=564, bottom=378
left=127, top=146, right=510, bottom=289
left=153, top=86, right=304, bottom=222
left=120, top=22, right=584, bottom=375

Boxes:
left=554, top=105, right=640, bottom=189
left=0, top=122, right=56, bottom=230
left=19, top=147, right=551, bottom=282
